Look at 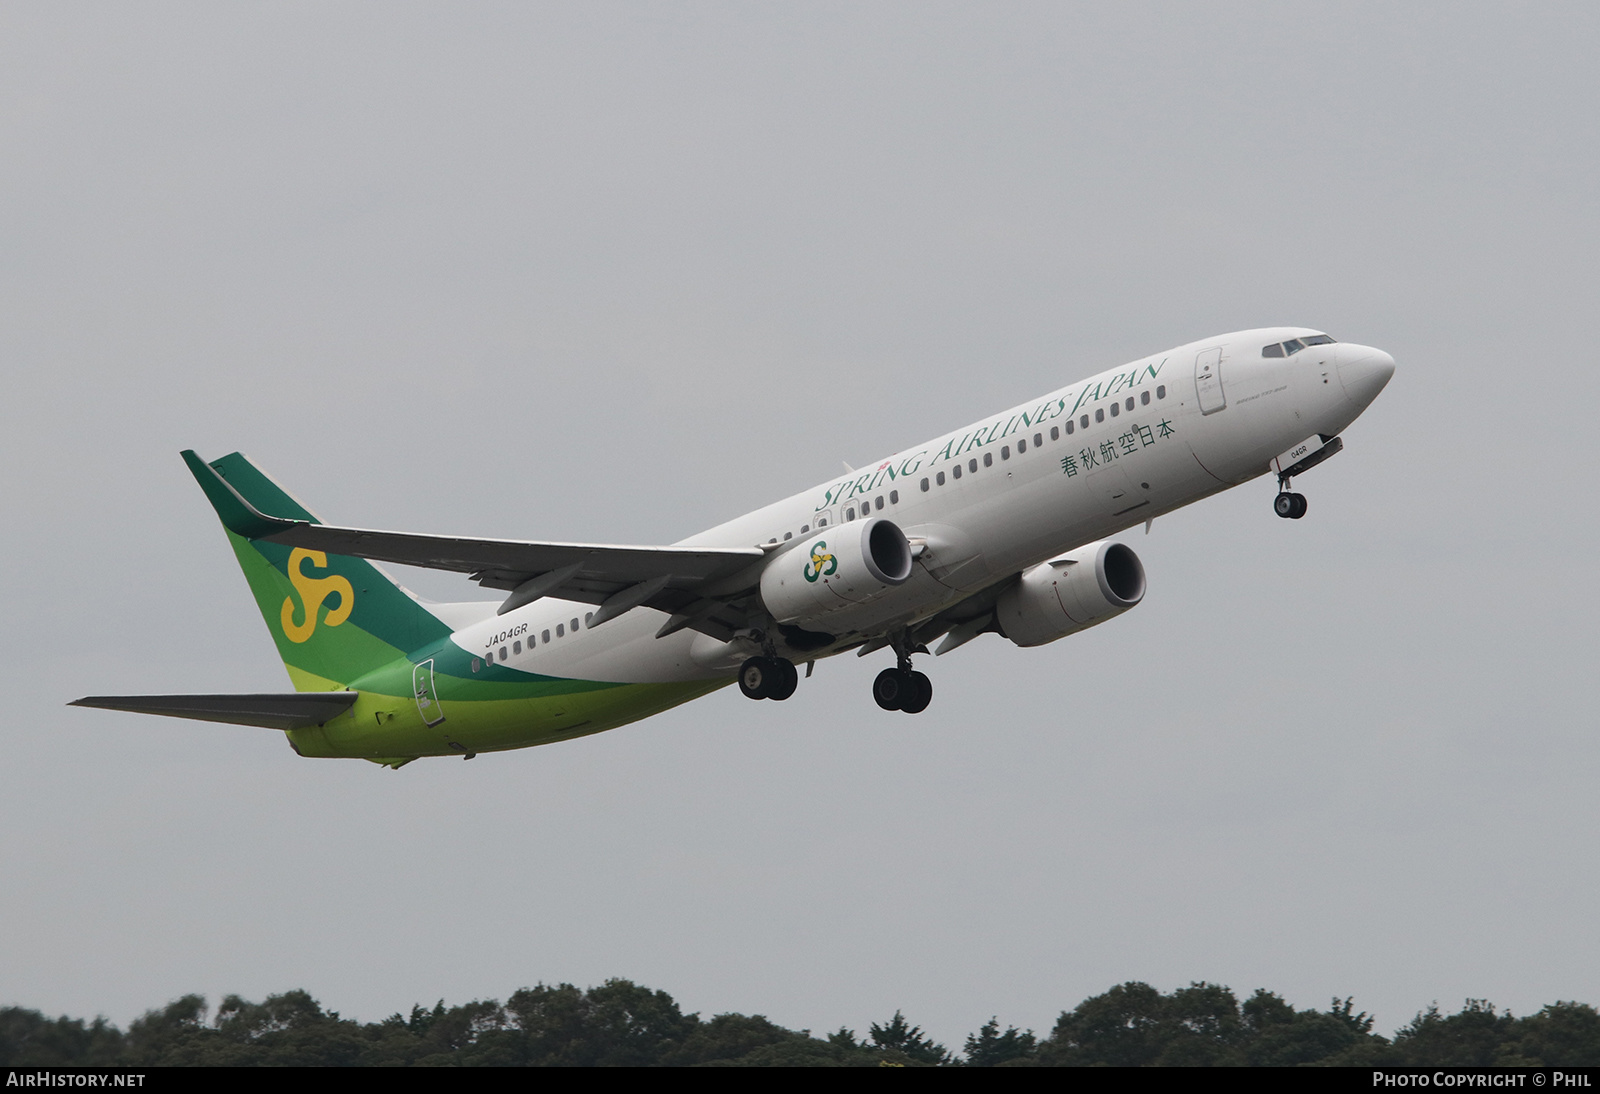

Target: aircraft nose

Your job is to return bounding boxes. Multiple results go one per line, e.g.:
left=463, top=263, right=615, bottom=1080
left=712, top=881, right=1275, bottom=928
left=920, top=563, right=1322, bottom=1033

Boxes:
left=1336, top=346, right=1396, bottom=407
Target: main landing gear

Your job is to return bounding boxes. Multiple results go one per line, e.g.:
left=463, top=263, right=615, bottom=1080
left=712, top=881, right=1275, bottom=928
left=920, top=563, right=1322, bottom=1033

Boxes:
left=873, top=666, right=932, bottom=714
left=873, top=631, right=933, bottom=714
left=739, top=656, right=798, bottom=701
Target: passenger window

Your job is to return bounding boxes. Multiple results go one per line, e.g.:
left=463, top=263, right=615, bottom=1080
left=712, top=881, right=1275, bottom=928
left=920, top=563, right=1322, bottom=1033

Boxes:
left=889, top=490, right=899, bottom=504
left=1263, top=343, right=1285, bottom=358
left=1109, top=402, right=1119, bottom=417
left=542, top=630, right=551, bottom=643
left=952, top=465, right=962, bottom=479
left=1016, top=440, right=1026, bottom=454
left=513, top=641, right=521, bottom=654
left=936, top=471, right=945, bottom=486
left=1094, top=409, right=1104, bottom=423
left=1034, top=433, right=1043, bottom=447
left=1125, top=397, right=1134, bottom=411
left=528, top=635, right=535, bottom=649
left=1001, top=445, right=1010, bottom=460
left=783, top=531, right=792, bottom=540
left=801, top=524, right=810, bottom=533
left=968, top=458, right=977, bottom=472
left=846, top=507, right=855, bottom=520
left=1081, top=414, right=1090, bottom=428
left=499, top=646, right=507, bottom=659
left=1141, top=390, right=1150, bottom=405
left=584, top=613, right=593, bottom=625
left=472, top=658, right=481, bottom=673
left=1065, top=420, right=1075, bottom=435
left=555, top=624, right=563, bottom=638
left=1051, top=426, right=1060, bottom=441
left=983, top=452, right=993, bottom=466
left=921, top=478, right=929, bottom=492
left=1156, top=385, right=1166, bottom=399
left=571, top=618, right=579, bottom=631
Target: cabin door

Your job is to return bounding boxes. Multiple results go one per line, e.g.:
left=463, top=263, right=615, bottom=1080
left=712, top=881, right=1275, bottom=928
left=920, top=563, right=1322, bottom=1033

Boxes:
left=1194, top=347, right=1227, bottom=415
left=413, top=659, right=446, bottom=727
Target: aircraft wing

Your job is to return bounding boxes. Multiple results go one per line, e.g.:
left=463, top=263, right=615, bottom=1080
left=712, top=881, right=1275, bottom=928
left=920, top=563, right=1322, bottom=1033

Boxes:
left=184, top=451, right=767, bottom=635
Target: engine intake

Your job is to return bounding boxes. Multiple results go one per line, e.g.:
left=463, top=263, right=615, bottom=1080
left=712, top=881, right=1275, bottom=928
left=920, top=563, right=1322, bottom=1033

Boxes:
left=997, top=540, right=1146, bottom=647
left=760, top=518, right=914, bottom=627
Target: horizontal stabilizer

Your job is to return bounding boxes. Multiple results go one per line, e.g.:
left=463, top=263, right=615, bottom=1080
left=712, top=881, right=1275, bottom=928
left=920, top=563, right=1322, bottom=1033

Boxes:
left=70, top=692, right=358, bottom=731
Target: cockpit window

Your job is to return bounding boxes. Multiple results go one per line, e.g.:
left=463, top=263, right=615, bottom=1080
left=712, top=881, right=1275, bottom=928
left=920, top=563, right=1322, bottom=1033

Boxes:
left=1261, top=333, right=1336, bottom=357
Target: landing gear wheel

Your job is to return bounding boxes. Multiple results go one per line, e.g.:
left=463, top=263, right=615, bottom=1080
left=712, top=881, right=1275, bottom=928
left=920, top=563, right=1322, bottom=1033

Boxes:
left=768, top=658, right=798, bottom=701
left=873, top=667, right=910, bottom=711
left=739, top=657, right=774, bottom=700
left=900, top=671, right=933, bottom=714
left=1275, top=491, right=1308, bottom=519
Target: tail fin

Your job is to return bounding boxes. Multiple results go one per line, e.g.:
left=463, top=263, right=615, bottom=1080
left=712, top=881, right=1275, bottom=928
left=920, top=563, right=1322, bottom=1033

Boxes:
left=184, top=451, right=452, bottom=691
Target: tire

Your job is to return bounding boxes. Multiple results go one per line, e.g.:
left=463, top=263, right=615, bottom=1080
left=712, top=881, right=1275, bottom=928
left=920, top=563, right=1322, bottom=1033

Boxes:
left=901, top=671, right=933, bottom=714
left=1290, top=493, right=1308, bottom=519
left=768, top=659, right=798, bottom=701
left=1274, top=493, right=1295, bottom=519
left=739, top=657, right=771, bottom=700
left=873, top=668, right=907, bottom=711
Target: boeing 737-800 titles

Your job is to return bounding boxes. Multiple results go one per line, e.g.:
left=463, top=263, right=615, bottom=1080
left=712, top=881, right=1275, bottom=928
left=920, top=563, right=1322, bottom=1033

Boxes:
left=74, top=328, right=1394, bottom=768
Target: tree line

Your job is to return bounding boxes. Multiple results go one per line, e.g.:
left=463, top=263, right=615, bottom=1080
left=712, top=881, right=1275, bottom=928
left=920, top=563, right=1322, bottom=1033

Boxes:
left=4, top=979, right=1598, bottom=1066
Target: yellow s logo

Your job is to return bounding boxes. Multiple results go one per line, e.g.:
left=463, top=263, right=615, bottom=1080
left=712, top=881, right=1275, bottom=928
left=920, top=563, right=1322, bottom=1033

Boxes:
left=280, top=548, right=354, bottom=644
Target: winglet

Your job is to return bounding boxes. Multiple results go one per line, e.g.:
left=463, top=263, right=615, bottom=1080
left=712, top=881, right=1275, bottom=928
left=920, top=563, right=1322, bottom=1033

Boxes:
left=181, top=449, right=299, bottom=540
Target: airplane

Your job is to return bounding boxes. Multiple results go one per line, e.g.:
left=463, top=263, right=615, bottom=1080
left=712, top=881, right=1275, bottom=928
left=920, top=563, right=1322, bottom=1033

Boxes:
left=72, top=327, right=1395, bottom=769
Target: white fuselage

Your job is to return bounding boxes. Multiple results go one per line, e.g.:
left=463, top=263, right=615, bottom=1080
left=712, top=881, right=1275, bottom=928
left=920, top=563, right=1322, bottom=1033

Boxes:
left=451, top=328, right=1395, bottom=683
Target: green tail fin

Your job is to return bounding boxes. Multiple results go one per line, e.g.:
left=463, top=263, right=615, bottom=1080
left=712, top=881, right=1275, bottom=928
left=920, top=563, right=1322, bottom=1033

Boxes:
left=185, top=451, right=453, bottom=691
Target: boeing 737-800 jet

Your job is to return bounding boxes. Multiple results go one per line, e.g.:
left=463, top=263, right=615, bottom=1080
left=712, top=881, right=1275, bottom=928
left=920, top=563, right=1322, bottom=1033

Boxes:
left=74, top=328, right=1394, bottom=768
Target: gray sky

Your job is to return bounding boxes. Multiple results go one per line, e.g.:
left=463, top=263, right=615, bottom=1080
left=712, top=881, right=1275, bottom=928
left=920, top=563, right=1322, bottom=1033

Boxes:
left=4, top=2, right=1597, bottom=1043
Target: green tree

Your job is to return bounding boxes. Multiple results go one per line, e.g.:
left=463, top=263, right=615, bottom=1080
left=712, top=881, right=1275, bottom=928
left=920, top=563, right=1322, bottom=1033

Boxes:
left=1392, top=1000, right=1516, bottom=1067
left=869, top=1011, right=953, bottom=1066
left=1040, top=981, right=1167, bottom=1066
left=0, top=1007, right=123, bottom=1066
left=1509, top=1002, right=1600, bottom=1066
left=1241, top=991, right=1379, bottom=1066
left=122, top=994, right=211, bottom=1065
left=963, top=1017, right=1037, bottom=1066
left=503, top=979, right=695, bottom=1066
left=663, top=1012, right=811, bottom=1066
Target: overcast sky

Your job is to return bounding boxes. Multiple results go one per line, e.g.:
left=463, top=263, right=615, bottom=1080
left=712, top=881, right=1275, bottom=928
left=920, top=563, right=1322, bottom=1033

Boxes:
left=4, top=2, right=1598, bottom=1044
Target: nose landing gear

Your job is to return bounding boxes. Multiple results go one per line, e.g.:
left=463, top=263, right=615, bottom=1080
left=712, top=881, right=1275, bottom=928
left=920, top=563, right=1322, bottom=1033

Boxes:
left=1271, top=435, right=1343, bottom=519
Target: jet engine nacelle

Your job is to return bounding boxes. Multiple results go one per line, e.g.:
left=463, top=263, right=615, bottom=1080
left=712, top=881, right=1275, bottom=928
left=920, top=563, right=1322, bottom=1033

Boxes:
left=996, top=540, right=1146, bottom=647
left=760, top=518, right=915, bottom=627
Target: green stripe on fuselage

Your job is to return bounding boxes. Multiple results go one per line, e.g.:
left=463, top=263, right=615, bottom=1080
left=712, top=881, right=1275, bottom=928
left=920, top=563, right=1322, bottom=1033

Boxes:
left=287, top=677, right=728, bottom=759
